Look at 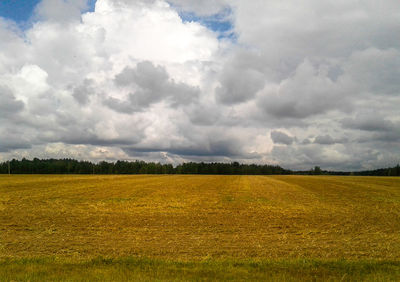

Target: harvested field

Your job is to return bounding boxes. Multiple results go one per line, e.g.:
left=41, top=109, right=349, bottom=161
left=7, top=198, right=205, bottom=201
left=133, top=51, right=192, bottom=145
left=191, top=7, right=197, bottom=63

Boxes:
left=1, top=175, right=399, bottom=280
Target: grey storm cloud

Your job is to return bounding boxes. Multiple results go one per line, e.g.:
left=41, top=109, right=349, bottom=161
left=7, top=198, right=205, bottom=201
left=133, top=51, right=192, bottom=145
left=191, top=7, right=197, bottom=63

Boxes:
left=0, top=137, right=31, bottom=152
left=186, top=103, right=221, bottom=126
left=356, top=131, right=400, bottom=144
left=372, top=132, right=400, bottom=143
left=72, top=79, right=95, bottom=105
left=270, top=131, right=295, bottom=145
left=258, top=60, right=351, bottom=120
left=0, top=127, right=32, bottom=152
left=115, top=61, right=169, bottom=88
left=216, top=66, right=265, bottom=105
left=1, top=0, right=400, bottom=170
left=313, top=135, right=337, bottom=145
left=42, top=126, right=142, bottom=147
left=341, top=114, right=395, bottom=132
left=0, top=139, right=31, bottom=153
left=107, top=61, right=200, bottom=112
left=344, top=48, right=400, bottom=95
left=124, top=138, right=256, bottom=159
left=103, top=97, right=134, bottom=114
left=0, top=86, right=24, bottom=118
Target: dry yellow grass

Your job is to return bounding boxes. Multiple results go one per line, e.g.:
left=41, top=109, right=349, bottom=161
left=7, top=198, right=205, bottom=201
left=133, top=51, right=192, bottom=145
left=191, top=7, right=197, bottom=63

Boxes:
left=1, top=175, right=399, bottom=260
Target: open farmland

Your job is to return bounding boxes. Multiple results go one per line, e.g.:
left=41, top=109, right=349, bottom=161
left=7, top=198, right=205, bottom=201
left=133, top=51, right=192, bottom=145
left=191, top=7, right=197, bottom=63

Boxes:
left=1, top=175, right=400, bottom=281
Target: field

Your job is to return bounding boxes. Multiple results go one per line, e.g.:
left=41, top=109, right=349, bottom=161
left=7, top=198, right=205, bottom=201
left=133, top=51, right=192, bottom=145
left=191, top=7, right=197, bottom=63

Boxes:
left=1, top=175, right=400, bottom=281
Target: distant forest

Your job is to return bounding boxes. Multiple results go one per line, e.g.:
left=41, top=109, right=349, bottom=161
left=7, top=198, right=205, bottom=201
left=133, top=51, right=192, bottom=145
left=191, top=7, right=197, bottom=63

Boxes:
left=0, top=158, right=399, bottom=176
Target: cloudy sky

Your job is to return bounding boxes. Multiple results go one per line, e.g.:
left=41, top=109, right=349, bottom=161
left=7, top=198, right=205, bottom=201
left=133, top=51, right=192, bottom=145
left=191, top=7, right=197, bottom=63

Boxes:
left=0, top=0, right=399, bottom=170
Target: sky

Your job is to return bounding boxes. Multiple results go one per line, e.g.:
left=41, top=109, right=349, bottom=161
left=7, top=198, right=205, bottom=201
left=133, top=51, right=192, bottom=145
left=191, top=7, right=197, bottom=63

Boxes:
left=0, top=0, right=399, bottom=171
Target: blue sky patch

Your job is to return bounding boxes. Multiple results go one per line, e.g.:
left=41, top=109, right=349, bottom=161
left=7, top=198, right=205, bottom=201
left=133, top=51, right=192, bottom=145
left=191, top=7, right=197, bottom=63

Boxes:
left=0, top=0, right=41, bottom=23
left=0, top=0, right=97, bottom=24
left=178, top=8, right=236, bottom=41
left=86, top=0, right=97, bottom=13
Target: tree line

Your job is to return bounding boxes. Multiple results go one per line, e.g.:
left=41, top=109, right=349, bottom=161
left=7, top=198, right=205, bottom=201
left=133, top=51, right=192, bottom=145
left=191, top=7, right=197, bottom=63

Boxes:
left=350, top=165, right=400, bottom=176
left=0, top=158, right=288, bottom=175
left=0, top=158, right=399, bottom=176
left=292, top=165, right=400, bottom=176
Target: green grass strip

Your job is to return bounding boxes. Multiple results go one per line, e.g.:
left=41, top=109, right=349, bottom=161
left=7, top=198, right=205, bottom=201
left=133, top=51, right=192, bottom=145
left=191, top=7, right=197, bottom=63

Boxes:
left=1, top=257, right=399, bottom=281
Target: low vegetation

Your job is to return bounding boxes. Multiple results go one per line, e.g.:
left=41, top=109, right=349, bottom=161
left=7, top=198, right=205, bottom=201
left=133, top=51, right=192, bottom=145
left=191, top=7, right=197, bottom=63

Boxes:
left=1, top=175, right=399, bottom=280
left=1, top=257, right=400, bottom=281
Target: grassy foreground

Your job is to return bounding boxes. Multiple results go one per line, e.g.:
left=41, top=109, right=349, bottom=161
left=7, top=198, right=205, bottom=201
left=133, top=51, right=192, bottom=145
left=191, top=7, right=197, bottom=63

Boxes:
left=1, top=175, right=399, bottom=280
left=1, top=257, right=400, bottom=281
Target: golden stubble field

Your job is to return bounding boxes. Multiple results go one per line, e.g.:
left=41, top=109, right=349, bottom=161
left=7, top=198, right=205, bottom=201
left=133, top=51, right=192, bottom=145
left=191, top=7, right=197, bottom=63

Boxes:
left=0, top=175, right=399, bottom=260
